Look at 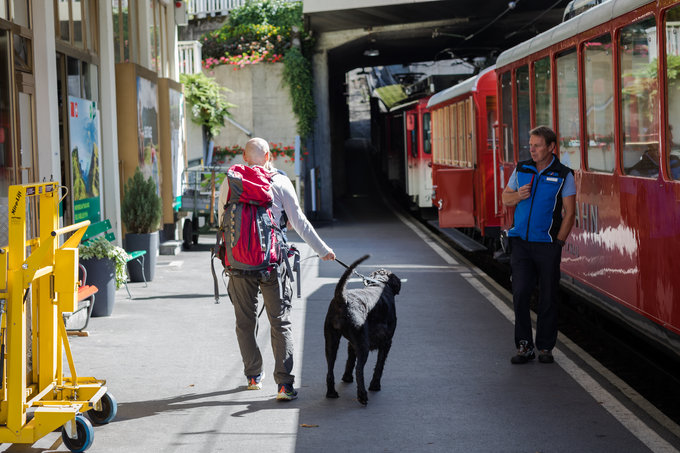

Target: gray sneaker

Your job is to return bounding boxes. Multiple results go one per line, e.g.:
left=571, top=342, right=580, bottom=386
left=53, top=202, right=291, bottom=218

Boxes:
left=246, top=371, right=264, bottom=390
left=511, top=340, right=535, bottom=364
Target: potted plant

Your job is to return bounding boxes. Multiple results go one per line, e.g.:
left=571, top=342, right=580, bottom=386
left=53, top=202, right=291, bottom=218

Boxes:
left=121, top=168, right=162, bottom=282
left=79, top=237, right=129, bottom=317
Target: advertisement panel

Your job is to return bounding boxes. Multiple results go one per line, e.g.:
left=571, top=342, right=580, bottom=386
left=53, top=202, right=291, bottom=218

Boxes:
left=68, top=96, right=101, bottom=223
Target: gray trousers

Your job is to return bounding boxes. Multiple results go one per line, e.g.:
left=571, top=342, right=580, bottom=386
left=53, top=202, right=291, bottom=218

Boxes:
left=227, top=267, right=294, bottom=385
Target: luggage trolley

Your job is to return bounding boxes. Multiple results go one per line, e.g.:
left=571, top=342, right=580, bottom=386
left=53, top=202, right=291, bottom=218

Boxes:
left=179, top=165, right=227, bottom=248
left=0, top=182, right=116, bottom=452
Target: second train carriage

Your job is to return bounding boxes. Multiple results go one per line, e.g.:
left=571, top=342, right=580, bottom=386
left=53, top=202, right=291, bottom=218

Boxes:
left=381, top=97, right=434, bottom=209
left=494, top=0, right=680, bottom=354
left=427, top=66, right=503, bottom=237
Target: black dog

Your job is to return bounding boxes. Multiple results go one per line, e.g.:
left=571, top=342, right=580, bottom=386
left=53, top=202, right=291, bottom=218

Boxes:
left=324, top=255, right=401, bottom=405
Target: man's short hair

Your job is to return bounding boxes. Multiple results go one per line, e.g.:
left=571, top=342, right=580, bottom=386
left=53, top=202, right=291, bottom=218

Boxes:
left=530, top=126, right=557, bottom=147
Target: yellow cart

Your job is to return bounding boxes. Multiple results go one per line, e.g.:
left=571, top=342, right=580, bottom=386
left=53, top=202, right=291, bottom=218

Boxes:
left=0, top=182, right=116, bottom=452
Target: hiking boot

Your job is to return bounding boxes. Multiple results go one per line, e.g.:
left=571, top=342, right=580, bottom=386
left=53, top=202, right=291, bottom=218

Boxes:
left=538, top=349, right=554, bottom=364
left=246, top=372, right=264, bottom=390
left=276, top=383, right=298, bottom=401
left=511, top=340, right=535, bottom=364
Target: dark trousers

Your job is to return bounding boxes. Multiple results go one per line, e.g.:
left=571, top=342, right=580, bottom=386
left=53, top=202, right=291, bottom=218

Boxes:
left=227, top=267, right=294, bottom=385
left=510, top=237, right=562, bottom=351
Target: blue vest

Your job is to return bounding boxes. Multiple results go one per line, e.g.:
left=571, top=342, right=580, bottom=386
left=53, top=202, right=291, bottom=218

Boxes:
left=508, top=157, right=572, bottom=243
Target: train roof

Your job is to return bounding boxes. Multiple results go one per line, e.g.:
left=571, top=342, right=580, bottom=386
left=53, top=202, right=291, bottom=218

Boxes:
left=495, top=0, right=652, bottom=68
left=426, top=66, right=495, bottom=109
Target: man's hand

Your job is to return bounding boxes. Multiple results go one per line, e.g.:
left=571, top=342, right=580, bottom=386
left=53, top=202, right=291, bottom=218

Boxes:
left=320, top=251, right=336, bottom=261
left=517, top=182, right=532, bottom=200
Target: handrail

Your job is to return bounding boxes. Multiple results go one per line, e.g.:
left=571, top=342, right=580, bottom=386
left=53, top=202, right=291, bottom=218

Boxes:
left=51, top=221, right=91, bottom=238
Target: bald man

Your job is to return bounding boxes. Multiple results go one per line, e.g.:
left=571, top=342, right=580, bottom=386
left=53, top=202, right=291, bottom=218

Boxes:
left=218, top=137, right=335, bottom=400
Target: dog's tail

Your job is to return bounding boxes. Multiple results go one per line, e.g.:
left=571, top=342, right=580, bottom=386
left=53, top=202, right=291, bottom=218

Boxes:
left=335, top=254, right=371, bottom=299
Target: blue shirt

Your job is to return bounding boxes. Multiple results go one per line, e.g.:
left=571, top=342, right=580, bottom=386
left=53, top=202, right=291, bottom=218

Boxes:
left=508, top=155, right=576, bottom=197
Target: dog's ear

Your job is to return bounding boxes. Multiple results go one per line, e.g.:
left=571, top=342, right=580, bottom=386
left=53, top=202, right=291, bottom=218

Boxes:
left=388, top=274, right=401, bottom=295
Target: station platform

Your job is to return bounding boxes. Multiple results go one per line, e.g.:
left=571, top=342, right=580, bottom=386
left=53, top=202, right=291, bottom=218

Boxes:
left=3, top=163, right=680, bottom=452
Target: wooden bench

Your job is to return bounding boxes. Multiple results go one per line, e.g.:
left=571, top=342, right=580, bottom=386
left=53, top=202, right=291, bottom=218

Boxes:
left=81, top=219, right=147, bottom=298
left=63, top=264, right=98, bottom=334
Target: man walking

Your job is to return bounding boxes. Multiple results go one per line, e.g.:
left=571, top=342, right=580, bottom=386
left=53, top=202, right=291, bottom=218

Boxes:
left=501, top=126, right=576, bottom=364
left=218, top=137, right=335, bottom=399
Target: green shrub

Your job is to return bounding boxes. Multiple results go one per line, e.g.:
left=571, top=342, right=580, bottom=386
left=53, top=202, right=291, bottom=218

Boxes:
left=121, top=169, right=162, bottom=234
left=79, top=237, right=129, bottom=289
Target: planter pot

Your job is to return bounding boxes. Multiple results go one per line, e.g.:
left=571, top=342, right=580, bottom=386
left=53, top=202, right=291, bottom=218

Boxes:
left=125, top=231, right=159, bottom=282
left=81, top=257, right=116, bottom=317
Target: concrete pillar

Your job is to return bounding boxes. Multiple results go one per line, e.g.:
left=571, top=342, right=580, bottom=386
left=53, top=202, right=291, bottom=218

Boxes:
left=99, top=4, right=123, bottom=242
left=310, top=49, right=333, bottom=220
left=32, top=2, right=60, bottom=183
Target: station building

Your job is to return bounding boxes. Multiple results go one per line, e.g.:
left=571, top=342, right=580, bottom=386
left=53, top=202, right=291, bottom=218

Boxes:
left=0, top=0, right=187, bottom=247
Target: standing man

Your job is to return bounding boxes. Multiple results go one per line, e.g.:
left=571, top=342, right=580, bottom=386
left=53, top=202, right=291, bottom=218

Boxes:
left=218, top=137, right=335, bottom=400
left=501, top=126, right=576, bottom=364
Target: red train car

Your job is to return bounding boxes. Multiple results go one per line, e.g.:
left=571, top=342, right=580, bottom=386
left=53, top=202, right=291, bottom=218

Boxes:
left=495, top=0, right=680, bottom=354
left=382, top=97, right=434, bottom=209
left=427, top=67, right=502, bottom=237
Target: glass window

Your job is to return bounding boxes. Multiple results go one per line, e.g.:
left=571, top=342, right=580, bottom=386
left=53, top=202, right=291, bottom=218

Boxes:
left=409, top=114, right=418, bottom=158
left=67, top=56, right=81, bottom=96
left=73, top=0, right=83, bottom=47
left=423, top=112, right=431, bottom=155
left=515, top=65, right=531, bottom=161
left=486, top=95, right=497, bottom=151
left=12, top=0, right=29, bottom=28
left=556, top=49, right=581, bottom=170
left=13, top=34, right=31, bottom=72
left=57, top=0, right=70, bottom=41
left=584, top=34, right=615, bottom=173
left=621, top=18, right=659, bottom=177
left=534, top=57, right=552, bottom=128
left=501, top=71, right=513, bottom=162
left=666, top=6, right=680, bottom=180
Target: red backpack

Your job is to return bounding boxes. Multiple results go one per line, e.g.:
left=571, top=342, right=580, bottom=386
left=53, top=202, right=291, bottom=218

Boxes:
left=217, top=164, right=281, bottom=271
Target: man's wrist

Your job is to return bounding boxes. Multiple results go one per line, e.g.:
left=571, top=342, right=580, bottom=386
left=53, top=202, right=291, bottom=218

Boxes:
left=556, top=239, right=565, bottom=247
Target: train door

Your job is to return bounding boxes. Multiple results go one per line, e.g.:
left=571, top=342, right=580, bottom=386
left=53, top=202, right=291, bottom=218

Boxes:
left=405, top=110, right=417, bottom=202
left=419, top=109, right=433, bottom=208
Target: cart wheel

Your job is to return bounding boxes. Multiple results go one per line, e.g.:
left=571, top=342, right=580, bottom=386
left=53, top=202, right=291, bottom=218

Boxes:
left=183, top=218, right=193, bottom=249
left=87, top=392, right=118, bottom=425
left=192, top=217, right=200, bottom=244
left=61, top=415, right=94, bottom=452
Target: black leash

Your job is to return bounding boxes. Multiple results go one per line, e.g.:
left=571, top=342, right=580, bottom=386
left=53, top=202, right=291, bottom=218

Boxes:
left=335, top=258, right=382, bottom=286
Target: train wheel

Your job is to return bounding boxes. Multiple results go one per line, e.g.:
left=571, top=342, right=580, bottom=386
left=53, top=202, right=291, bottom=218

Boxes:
left=61, top=415, right=94, bottom=452
left=87, top=392, right=118, bottom=425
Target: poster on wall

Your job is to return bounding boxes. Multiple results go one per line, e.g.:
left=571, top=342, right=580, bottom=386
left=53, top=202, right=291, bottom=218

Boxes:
left=68, top=96, right=102, bottom=223
left=169, top=87, right=185, bottom=211
left=137, top=76, right=161, bottom=195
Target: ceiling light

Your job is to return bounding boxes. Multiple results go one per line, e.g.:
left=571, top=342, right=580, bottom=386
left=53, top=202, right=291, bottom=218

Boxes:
left=364, top=49, right=379, bottom=57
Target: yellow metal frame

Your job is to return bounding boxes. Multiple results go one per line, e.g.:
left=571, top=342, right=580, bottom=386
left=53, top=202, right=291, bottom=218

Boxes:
left=0, top=182, right=107, bottom=444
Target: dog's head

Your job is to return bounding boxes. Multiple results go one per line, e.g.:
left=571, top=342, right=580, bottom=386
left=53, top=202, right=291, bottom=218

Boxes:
left=369, top=269, right=401, bottom=295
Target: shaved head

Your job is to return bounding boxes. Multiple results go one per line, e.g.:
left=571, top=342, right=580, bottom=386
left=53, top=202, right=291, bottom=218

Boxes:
left=244, top=138, right=270, bottom=166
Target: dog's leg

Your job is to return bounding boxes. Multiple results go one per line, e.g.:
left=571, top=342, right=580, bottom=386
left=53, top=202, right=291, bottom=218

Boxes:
left=355, top=344, right=369, bottom=405
left=342, top=342, right=356, bottom=383
left=369, top=340, right=392, bottom=391
left=324, top=326, right=341, bottom=399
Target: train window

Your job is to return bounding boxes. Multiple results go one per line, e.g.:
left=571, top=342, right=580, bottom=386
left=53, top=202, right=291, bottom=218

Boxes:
left=408, top=113, right=418, bottom=158
left=501, top=71, right=514, bottom=162
left=665, top=6, right=680, bottom=180
left=556, top=48, right=581, bottom=170
left=621, top=17, right=659, bottom=178
left=515, top=65, right=531, bottom=161
left=486, top=95, right=497, bottom=151
left=534, top=57, right=553, bottom=128
left=584, top=33, right=615, bottom=173
left=423, top=112, right=432, bottom=155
